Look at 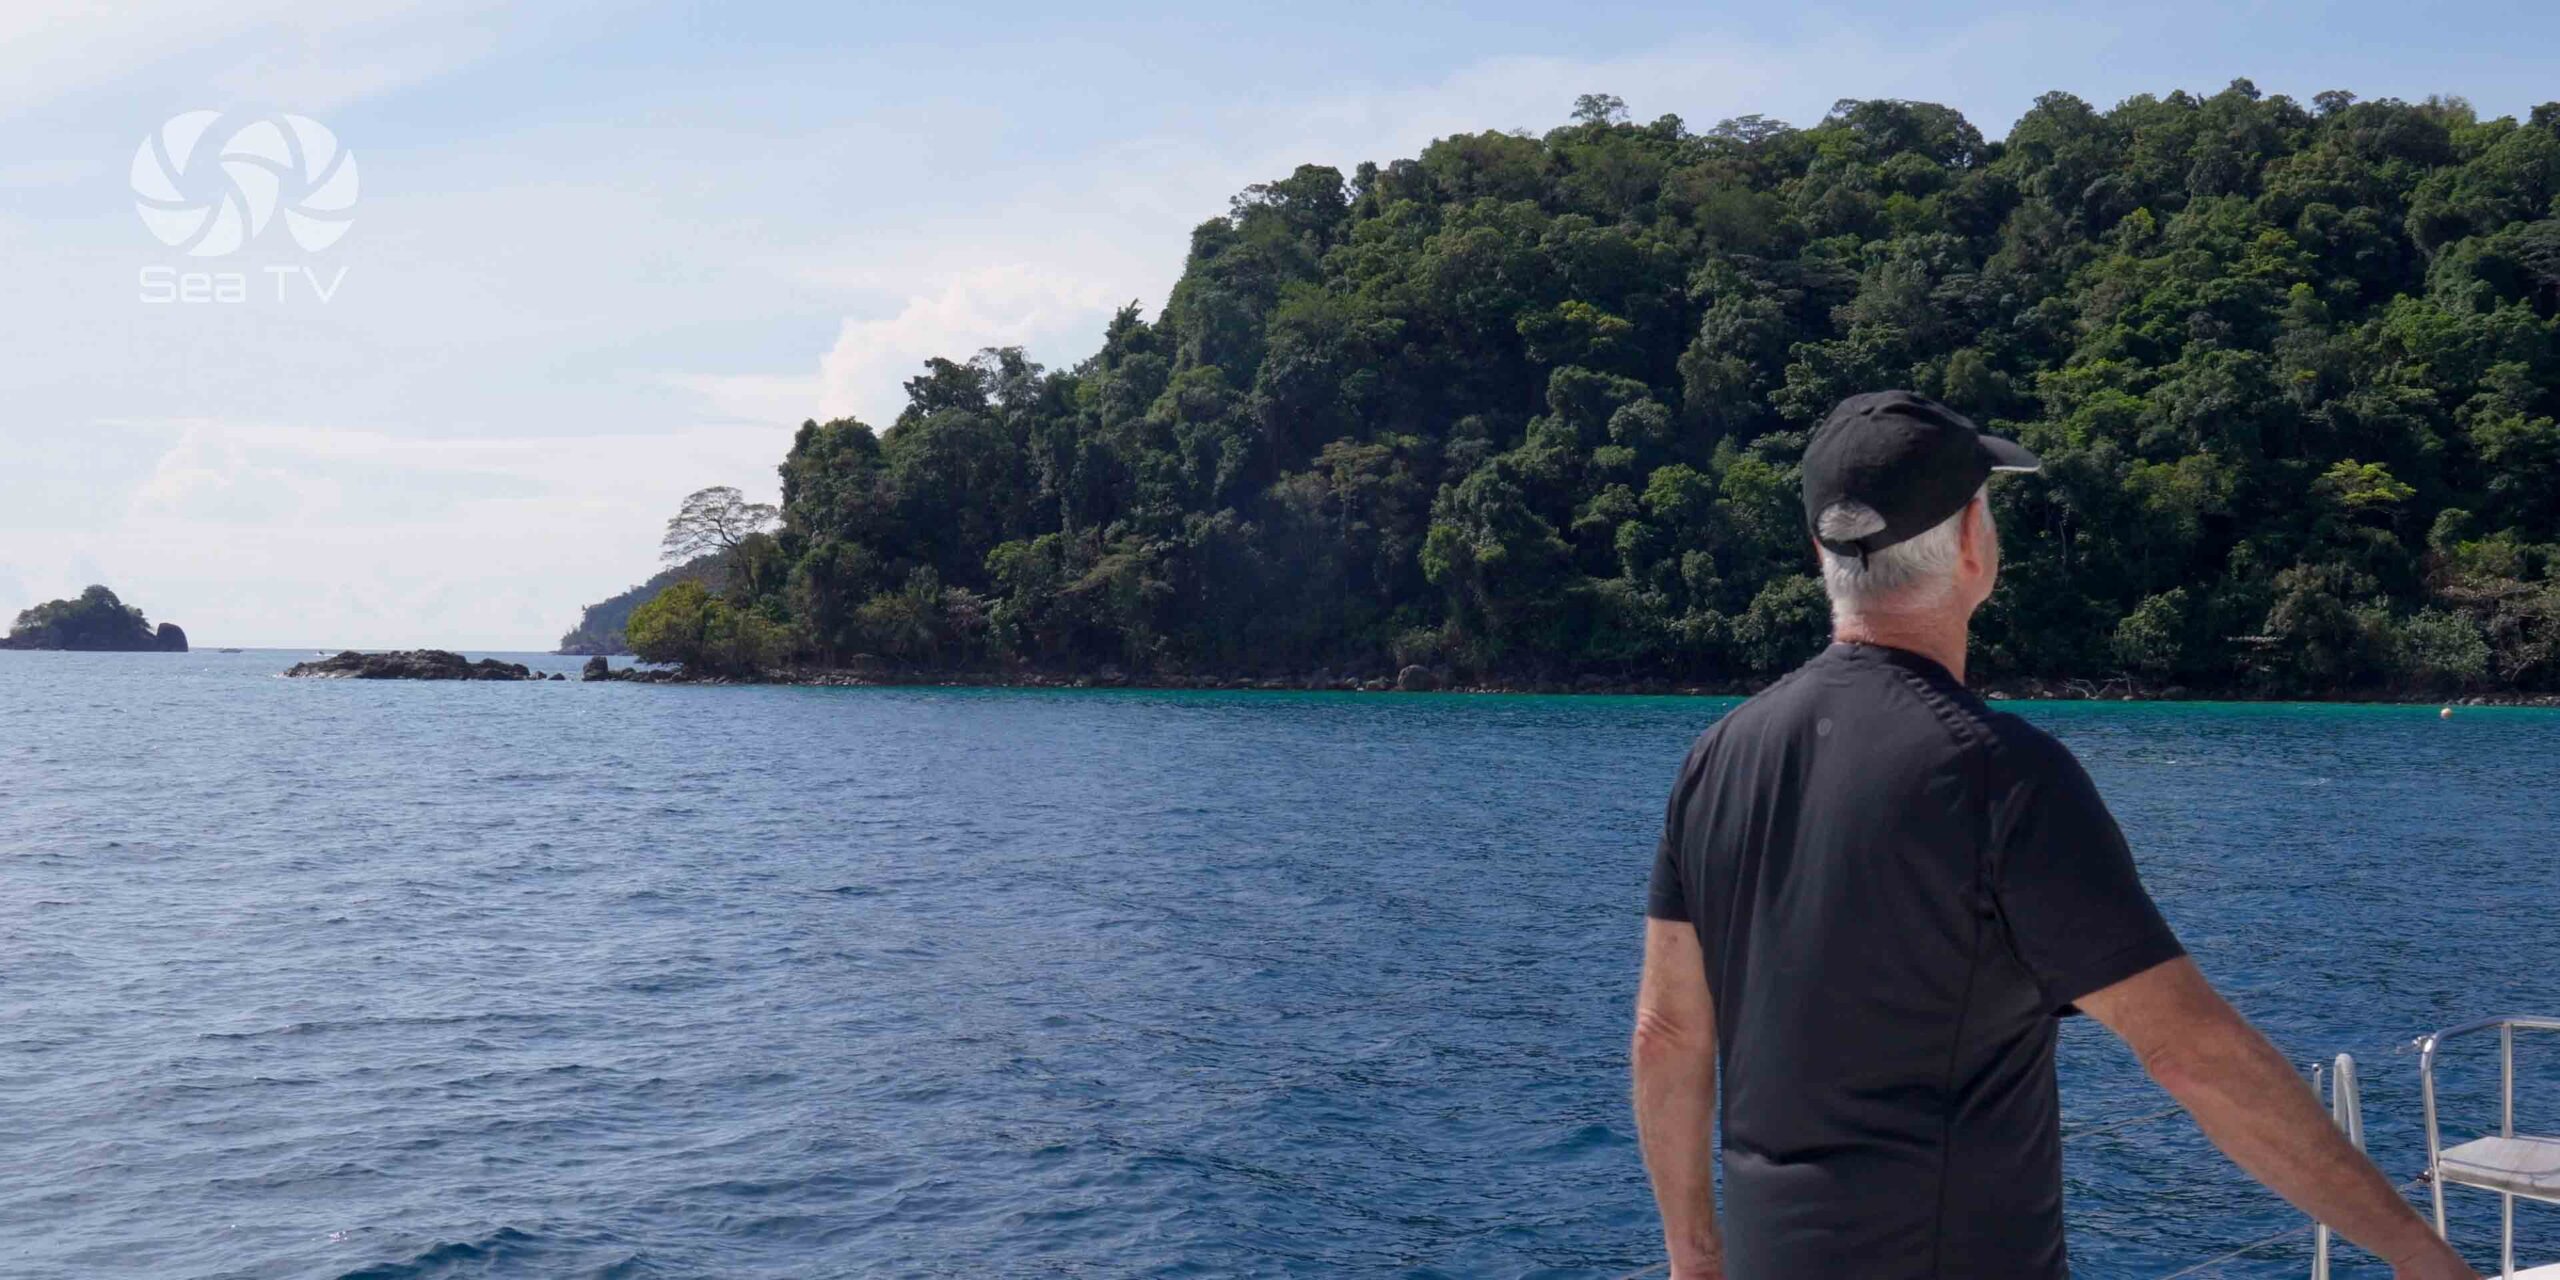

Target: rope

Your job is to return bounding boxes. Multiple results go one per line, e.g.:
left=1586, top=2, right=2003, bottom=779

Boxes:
left=2061, top=1103, right=2190, bottom=1143
left=2059, top=1052, right=2370, bottom=1147
left=2143, top=1219, right=2319, bottom=1279
left=2141, top=1174, right=2431, bottom=1279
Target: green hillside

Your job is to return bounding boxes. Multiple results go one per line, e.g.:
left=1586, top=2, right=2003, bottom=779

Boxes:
left=646, top=85, right=2560, bottom=693
left=557, top=556, right=721, bottom=655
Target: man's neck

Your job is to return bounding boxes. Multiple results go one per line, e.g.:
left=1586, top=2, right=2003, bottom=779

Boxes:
left=1833, top=615, right=1971, bottom=684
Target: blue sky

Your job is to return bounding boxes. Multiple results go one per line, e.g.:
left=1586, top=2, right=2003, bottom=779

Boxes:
left=5, top=0, right=2556, bottom=648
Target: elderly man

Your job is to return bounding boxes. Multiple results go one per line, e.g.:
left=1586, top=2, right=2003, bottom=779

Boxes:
left=1630, top=391, right=2476, bottom=1279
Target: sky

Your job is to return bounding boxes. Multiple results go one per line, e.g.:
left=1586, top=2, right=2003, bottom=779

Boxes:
left=4, top=0, right=2557, bottom=649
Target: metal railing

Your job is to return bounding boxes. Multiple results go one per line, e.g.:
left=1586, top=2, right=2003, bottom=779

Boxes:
left=2416, top=1014, right=2560, bottom=1279
left=1617, top=1026, right=2555, bottom=1280
left=2312, top=1052, right=2366, bottom=1280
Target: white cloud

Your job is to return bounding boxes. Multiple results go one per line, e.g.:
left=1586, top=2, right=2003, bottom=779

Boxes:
left=8, top=416, right=786, bottom=650
left=203, top=24, right=503, bottom=113
left=0, top=0, right=518, bottom=117
left=129, top=422, right=344, bottom=525
left=765, top=14, right=2129, bottom=433
left=7, top=3, right=2379, bottom=649
left=814, top=263, right=1126, bottom=427
left=659, top=371, right=826, bottom=429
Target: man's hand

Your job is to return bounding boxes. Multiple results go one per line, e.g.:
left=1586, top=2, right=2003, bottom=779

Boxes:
left=1633, top=918, right=1722, bottom=1278
left=2078, top=958, right=2479, bottom=1279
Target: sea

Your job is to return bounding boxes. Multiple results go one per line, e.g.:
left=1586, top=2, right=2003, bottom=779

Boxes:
left=4, top=648, right=2555, bottom=1279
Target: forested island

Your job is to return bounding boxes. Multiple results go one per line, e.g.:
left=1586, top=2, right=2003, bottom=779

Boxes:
left=591, top=85, right=2560, bottom=697
left=3, top=586, right=187, bottom=652
left=556, top=557, right=719, bottom=655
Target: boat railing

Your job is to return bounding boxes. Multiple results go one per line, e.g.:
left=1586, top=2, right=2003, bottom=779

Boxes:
left=2312, top=1052, right=2365, bottom=1280
left=2416, top=1014, right=2560, bottom=1278
left=1619, top=1023, right=2559, bottom=1280
left=1611, top=1052, right=2404, bottom=1280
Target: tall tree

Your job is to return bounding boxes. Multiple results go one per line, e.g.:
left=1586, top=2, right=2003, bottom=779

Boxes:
left=660, top=486, right=779, bottom=563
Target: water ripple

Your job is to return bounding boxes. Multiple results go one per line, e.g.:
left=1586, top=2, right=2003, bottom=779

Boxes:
left=2, top=651, right=2554, bottom=1277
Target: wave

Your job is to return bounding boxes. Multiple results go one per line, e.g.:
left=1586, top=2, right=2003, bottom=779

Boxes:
left=333, top=1225, right=541, bottom=1279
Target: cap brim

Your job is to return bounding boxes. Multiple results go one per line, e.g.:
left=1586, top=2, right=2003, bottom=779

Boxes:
left=1979, top=433, right=2041, bottom=474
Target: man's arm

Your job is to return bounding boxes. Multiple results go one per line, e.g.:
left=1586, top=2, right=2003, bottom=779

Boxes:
left=1633, top=917, right=1721, bottom=1280
left=2078, top=958, right=2478, bottom=1280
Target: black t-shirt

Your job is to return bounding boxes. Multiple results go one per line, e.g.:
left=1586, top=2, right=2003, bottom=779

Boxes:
left=1646, top=642, right=2184, bottom=1279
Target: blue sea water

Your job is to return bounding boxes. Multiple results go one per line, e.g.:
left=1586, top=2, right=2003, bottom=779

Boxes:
left=2, top=649, right=2555, bottom=1279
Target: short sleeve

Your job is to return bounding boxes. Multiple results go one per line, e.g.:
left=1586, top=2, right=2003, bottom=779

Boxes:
left=1645, top=734, right=1708, bottom=922
left=1990, top=734, right=2184, bottom=1014
left=1646, top=814, right=1688, bottom=921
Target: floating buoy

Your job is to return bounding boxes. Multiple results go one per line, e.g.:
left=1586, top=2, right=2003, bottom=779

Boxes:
left=2440, top=707, right=2454, bottom=720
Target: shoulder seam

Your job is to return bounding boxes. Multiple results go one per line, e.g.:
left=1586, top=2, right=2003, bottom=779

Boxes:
left=1880, top=662, right=1996, bottom=756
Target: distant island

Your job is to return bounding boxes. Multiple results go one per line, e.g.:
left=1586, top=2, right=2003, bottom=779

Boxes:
left=563, top=87, right=2560, bottom=701
left=3, top=585, right=187, bottom=652
left=555, top=555, right=720, bottom=655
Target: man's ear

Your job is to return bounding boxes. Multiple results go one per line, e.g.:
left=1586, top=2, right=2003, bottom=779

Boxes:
left=1959, top=497, right=1990, bottom=571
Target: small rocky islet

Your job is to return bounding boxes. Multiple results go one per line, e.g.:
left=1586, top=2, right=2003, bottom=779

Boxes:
left=3, top=586, right=186, bottom=652
left=285, top=650, right=565, bottom=681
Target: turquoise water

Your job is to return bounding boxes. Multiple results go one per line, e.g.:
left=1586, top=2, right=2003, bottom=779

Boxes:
left=3, top=649, right=2555, bottom=1278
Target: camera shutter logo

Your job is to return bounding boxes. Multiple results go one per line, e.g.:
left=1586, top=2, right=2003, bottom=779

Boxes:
left=131, top=112, right=358, bottom=257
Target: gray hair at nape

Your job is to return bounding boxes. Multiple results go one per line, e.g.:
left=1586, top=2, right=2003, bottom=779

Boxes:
left=1815, top=485, right=1988, bottom=613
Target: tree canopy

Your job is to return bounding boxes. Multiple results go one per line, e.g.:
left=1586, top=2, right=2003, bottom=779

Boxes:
left=631, top=86, right=2560, bottom=692
left=661, top=486, right=779, bottom=563
left=557, top=555, right=722, bottom=654
left=4, top=585, right=187, bottom=652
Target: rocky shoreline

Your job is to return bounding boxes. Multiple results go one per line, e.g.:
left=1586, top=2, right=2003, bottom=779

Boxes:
left=267, top=651, right=2559, bottom=705
left=571, top=657, right=2560, bottom=706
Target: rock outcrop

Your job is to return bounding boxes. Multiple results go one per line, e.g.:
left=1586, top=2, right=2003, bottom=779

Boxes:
left=284, top=650, right=540, bottom=680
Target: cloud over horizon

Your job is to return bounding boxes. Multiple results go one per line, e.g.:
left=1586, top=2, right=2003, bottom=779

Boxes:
left=4, top=0, right=2549, bottom=648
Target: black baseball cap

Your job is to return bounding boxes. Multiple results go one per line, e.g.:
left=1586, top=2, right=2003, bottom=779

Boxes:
left=1801, top=390, right=2040, bottom=557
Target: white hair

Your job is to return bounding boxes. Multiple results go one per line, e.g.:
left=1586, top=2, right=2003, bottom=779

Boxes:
left=1816, top=486, right=1988, bottom=614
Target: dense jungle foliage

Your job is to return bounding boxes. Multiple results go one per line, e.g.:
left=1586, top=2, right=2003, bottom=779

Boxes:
left=633, top=85, right=2560, bottom=691
left=4, top=585, right=187, bottom=652
left=557, top=556, right=719, bottom=655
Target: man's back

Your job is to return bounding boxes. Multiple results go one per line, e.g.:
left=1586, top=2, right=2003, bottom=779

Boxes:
left=1646, top=642, right=2183, bottom=1278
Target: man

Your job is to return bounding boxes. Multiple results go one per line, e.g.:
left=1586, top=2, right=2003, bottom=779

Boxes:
left=1630, top=390, right=2477, bottom=1279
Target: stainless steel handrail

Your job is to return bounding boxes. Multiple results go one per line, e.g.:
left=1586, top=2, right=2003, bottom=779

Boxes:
left=2415, top=1015, right=2560, bottom=1279
left=2312, top=1053, right=2364, bottom=1280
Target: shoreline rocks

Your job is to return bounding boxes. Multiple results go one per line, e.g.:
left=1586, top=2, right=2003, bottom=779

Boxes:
left=289, top=649, right=2560, bottom=705
left=561, top=661, right=2560, bottom=706
left=284, top=650, right=542, bottom=681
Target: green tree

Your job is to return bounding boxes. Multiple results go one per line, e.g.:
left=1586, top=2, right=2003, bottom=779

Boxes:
left=660, top=486, right=778, bottom=562
left=2112, top=589, right=2194, bottom=677
left=3, top=585, right=185, bottom=652
left=627, top=580, right=784, bottom=676
left=575, top=89, right=2560, bottom=694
